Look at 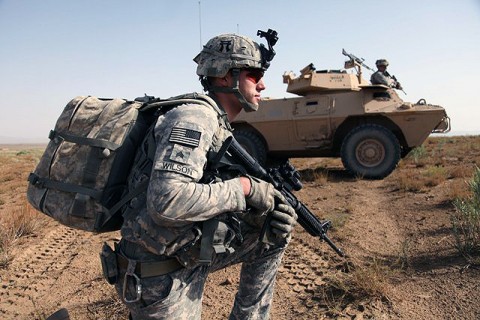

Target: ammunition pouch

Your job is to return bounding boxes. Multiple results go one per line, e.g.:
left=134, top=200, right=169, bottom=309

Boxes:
left=198, top=215, right=242, bottom=265
left=100, top=242, right=119, bottom=285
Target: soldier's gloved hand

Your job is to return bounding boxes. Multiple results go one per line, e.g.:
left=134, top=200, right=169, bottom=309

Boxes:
left=245, top=176, right=276, bottom=215
left=270, top=203, right=298, bottom=239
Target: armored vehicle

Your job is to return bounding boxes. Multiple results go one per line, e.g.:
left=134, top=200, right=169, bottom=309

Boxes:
left=231, top=50, right=450, bottom=179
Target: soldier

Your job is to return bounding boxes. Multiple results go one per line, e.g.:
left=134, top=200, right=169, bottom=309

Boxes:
left=370, top=59, right=403, bottom=90
left=113, top=30, right=297, bottom=319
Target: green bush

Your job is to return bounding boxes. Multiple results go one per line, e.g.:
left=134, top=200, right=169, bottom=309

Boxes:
left=409, top=145, right=427, bottom=164
left=452, top=166, right=480, bottom=259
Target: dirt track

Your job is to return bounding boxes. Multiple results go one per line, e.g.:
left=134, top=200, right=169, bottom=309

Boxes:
left=1, top=146, right=480, bottom=319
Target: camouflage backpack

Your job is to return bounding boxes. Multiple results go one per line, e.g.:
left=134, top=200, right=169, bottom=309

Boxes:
left=27, top=93, right=220, bottom=233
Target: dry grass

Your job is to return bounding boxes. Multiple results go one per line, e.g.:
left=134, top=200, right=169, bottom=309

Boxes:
left=394, top=237, right=413, bottom=270
left=85, top=291, right=128, bottom=320
left=300, top=167, right=329, bottom=185
left=394, top=166, right=448, bottom=192
left=319, top=258, right=392, bottom=315
left=394, top=136, right=479, bottom=196
left=448, top=164, right=473, bottom=179
left=320, top=136, right=480, bottom=315
left=395, top=170, right=424, bottom=192
left=447, top=179, right=473, bottom=201
left=423, top=166, right=448, bottom=187
left=0, top=199, right=45, bottom=266
left=0, top=147, right=46, bottom=267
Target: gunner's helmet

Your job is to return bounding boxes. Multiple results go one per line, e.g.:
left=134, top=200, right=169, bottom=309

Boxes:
left=375, top=59, right=389, bottom=67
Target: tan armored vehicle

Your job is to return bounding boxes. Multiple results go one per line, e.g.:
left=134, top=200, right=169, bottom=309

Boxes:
left=231, top=50, right=450, bottom=179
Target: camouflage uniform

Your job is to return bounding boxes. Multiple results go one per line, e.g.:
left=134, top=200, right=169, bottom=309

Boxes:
left=116, top=102, right=288, bottom=319
left=370, top=58, right=401, bottom=89
left=370, top=70, right=398, bottom=87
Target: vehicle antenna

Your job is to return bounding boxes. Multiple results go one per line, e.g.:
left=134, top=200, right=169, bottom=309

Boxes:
left=198, top=1, right=202, bottom=50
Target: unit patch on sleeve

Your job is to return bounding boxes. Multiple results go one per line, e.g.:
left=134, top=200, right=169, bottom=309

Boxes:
left=169, top=126, right=202, bottom=148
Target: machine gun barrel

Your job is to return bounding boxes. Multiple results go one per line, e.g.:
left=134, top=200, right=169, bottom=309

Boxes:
left=227, top=137, right=345, bottom=257
left=342, top=48, right=375, bottom=72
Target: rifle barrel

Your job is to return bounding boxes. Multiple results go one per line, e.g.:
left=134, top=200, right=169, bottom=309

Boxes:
left=286, top=190, right=345, bottom=256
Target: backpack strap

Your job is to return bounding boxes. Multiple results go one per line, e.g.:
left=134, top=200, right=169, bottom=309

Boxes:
left=140, top=92, right=231, bottom=131
left=100, top=121, right=158, bottom=230
left=28, top=172, right=103, bottom=200
left=48, top=130, right=122, bottom=151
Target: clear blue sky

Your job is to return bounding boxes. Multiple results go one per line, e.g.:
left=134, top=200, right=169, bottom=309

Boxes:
left=1, top=0, right=479, bottom=143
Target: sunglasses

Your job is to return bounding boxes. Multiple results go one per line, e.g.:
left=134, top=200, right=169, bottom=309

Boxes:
left=245, top=69, right=264, bottom=84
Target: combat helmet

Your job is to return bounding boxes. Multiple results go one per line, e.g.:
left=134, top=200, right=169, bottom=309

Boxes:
left=194, top=29, right=278, bottom=112
left=375, top=59, right=389, bottom=67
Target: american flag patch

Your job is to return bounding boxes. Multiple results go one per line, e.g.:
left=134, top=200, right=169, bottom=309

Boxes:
left=169, top=127, right=201, bottom=147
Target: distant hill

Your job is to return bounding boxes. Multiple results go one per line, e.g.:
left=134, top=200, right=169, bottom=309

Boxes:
left=437, top=131, right=480, bottom=137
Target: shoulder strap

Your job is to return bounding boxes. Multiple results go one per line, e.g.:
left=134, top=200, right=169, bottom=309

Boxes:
left=139, top=93, right=231, bottom=131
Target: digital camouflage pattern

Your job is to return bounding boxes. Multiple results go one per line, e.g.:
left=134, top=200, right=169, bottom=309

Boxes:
left=370, top=70, right=398, bottom=88
left=116, top=229, right=287, bottom=320
left=27, top=96, right=143, bottom=232
left=193, top=34, right=264, bottom=78
left=119, top=101, right=288, bottom=319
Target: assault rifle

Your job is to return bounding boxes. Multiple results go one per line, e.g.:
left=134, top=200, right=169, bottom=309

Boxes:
left=391, top=74, right=407, bottom=95
left=342, top=48, right=375, bottom=72
left=383, top=71, right=406, bottom=94
left=221, top=137, right=345, bottom=257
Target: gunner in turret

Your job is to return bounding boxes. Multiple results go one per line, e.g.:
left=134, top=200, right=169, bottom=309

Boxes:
left=371, top=59, right=403, bottom=90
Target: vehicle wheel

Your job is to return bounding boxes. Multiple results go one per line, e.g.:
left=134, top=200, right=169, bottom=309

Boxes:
left=233, top=130, right=267, bottom=166
left=340, top=124, right=400, bottom=179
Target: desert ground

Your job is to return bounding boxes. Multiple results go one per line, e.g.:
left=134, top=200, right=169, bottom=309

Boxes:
left=0, top=136, right=479, bottom=319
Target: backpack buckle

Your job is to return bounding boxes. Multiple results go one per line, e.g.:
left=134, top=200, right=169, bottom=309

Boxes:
left=28, top=173, right=44, bottom=188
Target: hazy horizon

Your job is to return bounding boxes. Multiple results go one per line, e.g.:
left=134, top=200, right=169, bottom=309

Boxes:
left=1, top=131, right=479, bottom=145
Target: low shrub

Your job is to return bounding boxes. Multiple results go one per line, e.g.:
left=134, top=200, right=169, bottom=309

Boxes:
left=451, top=166, right=480, bottom=261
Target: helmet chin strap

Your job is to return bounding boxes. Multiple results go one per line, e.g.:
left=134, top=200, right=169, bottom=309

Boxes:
left=203, top=69, right=259, bottom=112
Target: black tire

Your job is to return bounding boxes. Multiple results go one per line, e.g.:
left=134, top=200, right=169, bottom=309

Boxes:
left=340, top=124, right=400, bottom=179
left=233, top=130, right=267, bottom=166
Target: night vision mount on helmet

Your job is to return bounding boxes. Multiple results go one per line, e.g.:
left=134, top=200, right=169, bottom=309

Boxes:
left=256, top=29, right=278, bottom=69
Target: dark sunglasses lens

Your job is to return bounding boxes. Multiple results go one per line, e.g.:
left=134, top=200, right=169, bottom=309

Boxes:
left=246, top=70, right=264, bottom=83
